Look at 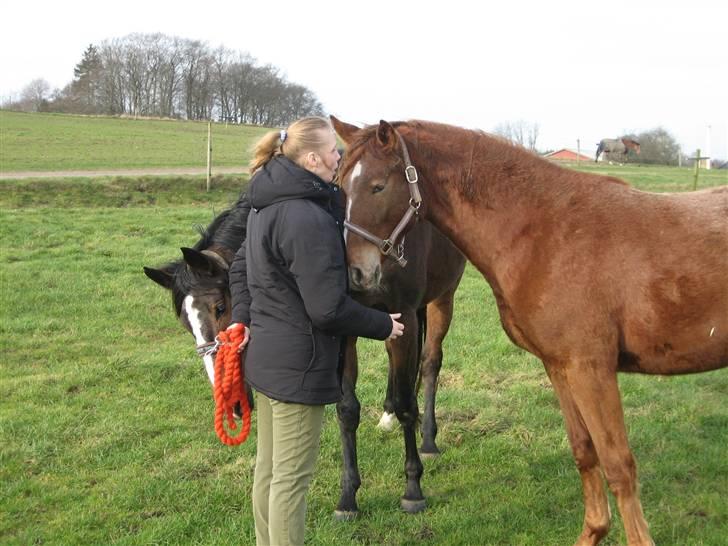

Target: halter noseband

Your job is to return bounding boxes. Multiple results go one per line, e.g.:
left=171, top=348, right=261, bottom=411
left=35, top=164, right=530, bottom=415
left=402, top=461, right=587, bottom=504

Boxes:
left=343, top=128, right=423, bottom=268
left=196, top=338, right=220, bottom=358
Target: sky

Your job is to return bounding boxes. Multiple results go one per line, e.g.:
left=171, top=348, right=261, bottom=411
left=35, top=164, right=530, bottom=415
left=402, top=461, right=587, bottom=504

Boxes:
left=2, top=0, right=727, bottom=159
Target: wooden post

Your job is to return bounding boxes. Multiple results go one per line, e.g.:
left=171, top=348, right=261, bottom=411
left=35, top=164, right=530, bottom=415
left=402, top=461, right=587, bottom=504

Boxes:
left=206, top=121, right=212, bottom=192
left=692, top=148, right=700, bottom=191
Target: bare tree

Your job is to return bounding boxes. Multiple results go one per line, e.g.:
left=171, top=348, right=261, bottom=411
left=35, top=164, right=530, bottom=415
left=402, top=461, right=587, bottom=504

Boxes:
left=494, top=120, right=540, bottom=152
left=20, top=79, right=52, bottom=112
left=33, top=32, right=324, bottom=125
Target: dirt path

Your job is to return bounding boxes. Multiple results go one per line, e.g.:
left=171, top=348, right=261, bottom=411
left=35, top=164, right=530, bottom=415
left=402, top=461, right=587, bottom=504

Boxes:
left=0, top=166, right=248, bottom=180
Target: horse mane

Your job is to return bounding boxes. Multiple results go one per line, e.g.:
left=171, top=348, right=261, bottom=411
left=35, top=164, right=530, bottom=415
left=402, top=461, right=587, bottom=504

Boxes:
left=162, top=194, right=249, bottom=316
left=341, top=120, right=630, bottom=209
left=193, top=193, right=249, bottom=253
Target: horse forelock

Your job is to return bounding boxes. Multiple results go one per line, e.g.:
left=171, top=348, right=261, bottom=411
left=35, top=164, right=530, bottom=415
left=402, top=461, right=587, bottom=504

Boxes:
left=170, top=263, right=228, bottom=318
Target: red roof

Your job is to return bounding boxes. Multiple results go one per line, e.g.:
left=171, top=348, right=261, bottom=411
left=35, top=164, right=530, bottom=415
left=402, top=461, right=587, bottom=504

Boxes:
left=544, top=149, right=592, bottom=162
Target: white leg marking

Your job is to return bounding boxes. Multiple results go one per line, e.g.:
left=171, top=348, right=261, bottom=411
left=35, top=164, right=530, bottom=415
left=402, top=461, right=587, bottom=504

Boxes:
left=377, top=411, right=398, bottom=432
left=184, top=295, right=215, bottom=385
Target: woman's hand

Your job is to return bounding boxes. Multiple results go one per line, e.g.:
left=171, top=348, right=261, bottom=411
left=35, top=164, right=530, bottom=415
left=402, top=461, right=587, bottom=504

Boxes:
left=388, top=313, right=405, bottom=340
left=227, top=322, right=250, bottom=352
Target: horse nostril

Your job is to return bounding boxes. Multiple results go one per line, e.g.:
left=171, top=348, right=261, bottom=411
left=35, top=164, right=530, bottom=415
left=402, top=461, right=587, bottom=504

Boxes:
left=349, top=266, right=363, bottom=289
left=373, top=264, right=382, bottom=286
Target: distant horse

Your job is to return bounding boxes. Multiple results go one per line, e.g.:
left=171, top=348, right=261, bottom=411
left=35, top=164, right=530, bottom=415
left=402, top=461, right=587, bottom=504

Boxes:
left=333, top=117, right=727, bottom=546
left=595, top=137, right=640, bottom=162
left=144, top=180, right=466, bottom=518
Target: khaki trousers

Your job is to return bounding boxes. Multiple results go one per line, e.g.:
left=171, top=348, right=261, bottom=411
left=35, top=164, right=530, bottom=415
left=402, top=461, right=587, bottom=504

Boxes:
left=252, top=391, right=325, bottom=546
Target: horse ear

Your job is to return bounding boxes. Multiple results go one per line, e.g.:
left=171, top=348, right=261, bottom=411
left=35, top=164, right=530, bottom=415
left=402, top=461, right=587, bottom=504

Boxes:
left=181, top=247, right=224, bottom=275
left=143, top=266, right=174, bottom=289
left=376, top=120, right=397, bottom=149
left=330, top=115, right=359, bottom=145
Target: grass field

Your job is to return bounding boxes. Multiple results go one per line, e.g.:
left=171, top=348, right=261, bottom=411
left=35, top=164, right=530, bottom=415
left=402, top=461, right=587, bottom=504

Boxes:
left=1, top=113, right=727, bottom=545
left=0, top=110, right=269, bottom=172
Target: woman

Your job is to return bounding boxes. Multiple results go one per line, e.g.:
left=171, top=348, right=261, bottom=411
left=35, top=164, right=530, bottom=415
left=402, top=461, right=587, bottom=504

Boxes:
left=228, top=116, right=404, bottom=546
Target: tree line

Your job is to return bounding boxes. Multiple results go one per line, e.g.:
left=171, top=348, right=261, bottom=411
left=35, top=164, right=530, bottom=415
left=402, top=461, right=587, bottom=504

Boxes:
left=3, top=33, right=324, bottom=126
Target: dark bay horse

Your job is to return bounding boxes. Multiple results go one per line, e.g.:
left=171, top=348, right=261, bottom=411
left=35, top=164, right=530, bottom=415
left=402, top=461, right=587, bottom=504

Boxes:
left=333, top=117, right=727, bottom=546
left=143, top=193, right=250, bottom=385
left=595, top=137, right=641, bottom=162
left=144, top=181, right=466, bottom=518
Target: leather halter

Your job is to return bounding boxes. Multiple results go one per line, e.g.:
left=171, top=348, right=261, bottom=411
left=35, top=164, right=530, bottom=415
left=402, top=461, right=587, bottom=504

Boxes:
left=343, top=128, right=422, bottom=268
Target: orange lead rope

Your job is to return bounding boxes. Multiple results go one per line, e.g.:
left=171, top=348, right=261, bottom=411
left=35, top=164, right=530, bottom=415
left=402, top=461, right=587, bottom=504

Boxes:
left=213, top=324, right=251, bottom=445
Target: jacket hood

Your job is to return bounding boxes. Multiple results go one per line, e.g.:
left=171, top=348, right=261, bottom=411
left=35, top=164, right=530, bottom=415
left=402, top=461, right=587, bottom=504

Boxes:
left=248, top=156, right=333, bottom=210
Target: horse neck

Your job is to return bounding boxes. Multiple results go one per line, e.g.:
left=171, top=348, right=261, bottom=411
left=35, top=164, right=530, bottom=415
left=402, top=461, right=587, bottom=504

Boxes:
left=202, top=204, right=248, bottom=265
left=406, top=125, right=572, bottom=287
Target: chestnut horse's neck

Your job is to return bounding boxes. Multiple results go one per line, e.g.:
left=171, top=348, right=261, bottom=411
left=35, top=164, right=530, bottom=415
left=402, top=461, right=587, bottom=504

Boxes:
left=397, top=122, right=609, bottom=289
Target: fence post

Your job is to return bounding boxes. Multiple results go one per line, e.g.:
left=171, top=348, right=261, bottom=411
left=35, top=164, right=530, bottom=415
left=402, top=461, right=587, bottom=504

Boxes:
left=692, top=148, right=700, bottom=191
left=206, top=121, right=212, bottom=192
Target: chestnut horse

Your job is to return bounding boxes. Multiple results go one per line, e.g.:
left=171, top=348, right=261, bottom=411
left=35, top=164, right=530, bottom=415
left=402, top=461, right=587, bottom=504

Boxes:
left=144, top=184, right=466, bottom=518
left=595, top=137, right=641, bottom=162
left=332, top=117, right=727, bottom=546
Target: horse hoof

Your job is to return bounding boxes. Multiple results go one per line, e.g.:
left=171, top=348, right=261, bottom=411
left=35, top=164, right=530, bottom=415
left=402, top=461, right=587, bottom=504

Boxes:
left=400, top=497, right=426, bottom=514
left=333, top=510, right=358, bottom=522
left=377, top=412, right=398, bottom=432
left=419, top=449, right=440, bottom=460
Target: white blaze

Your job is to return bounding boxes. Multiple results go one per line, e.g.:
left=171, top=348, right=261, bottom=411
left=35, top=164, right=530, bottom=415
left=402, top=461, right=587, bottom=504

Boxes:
left=344, top=161, right=363, bottom=246
left=184, top=295, right=216, bottom=385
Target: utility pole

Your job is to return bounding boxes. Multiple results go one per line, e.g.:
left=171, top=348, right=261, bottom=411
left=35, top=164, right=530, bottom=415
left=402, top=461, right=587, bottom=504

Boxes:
left=705, top=125, right=712, bottom=170
left=577, top=139, right=581, bottom=165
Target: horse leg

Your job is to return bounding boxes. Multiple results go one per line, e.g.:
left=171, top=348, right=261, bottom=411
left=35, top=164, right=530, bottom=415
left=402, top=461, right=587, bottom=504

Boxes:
left=387, top=309, right=426, bottom=513
left=377, top=360, right=398, bottom=432
left=334, top=337, right=362, bottom=520
left=545, top=364, right=610, bottom=546
left=563, top=360, right=654, bottom=546
left=419, top=292, right=455, bottom=457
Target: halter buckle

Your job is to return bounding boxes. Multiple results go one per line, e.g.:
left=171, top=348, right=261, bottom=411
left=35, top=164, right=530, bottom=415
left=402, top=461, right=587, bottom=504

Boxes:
left=405, top=165, right=418, bottom=184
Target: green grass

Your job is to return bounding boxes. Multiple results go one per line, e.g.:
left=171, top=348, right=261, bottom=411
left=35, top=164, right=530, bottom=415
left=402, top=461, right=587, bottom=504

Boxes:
left=1, top=155, right=726, bottom=544
left=571, top=162, right=727, bottom=192
left=0, top=110, right=269, bottom=172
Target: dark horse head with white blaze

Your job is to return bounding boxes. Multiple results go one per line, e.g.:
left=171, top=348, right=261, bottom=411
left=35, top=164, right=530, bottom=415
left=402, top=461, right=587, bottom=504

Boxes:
left=144, top=197, right=249, bottom=385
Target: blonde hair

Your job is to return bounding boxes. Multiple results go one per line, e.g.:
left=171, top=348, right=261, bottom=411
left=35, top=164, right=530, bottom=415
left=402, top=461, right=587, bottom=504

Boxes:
left=249, top=116, right=333, bottom=174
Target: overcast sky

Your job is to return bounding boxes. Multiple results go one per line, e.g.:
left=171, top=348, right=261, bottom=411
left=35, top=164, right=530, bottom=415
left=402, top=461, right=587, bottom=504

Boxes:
left=2, top=0, right=726, bottom=159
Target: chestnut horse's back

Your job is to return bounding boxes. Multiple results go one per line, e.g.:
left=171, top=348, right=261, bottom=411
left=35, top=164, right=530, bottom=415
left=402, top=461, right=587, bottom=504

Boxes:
left=615, top=185, right=728, bottom=375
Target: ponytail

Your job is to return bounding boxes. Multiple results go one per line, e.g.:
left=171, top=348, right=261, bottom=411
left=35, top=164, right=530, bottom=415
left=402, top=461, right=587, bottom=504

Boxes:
left=248, top=116, right=333, bottom=174
left=249, top=130, right=284, bottom=174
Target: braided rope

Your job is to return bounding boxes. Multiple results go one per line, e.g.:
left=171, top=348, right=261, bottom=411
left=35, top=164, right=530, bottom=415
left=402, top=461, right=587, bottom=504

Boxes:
left=213, top=324, right=251, bottom=446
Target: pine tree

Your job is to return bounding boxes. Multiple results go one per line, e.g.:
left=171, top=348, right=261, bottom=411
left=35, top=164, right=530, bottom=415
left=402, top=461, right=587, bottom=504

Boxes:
left=72, top=44, right=102, bottom=112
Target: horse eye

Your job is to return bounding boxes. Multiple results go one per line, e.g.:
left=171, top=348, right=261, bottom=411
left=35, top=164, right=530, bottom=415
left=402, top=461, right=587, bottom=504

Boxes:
left=372, top=184, right=385, bottom=194
left=215, top=303, right=226, bottom=319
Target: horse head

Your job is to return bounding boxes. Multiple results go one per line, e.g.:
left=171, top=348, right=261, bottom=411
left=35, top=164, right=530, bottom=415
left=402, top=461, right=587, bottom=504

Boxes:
left=144, top=246, right=232, bottom=384
left=332, top=116, right=422, bottom=292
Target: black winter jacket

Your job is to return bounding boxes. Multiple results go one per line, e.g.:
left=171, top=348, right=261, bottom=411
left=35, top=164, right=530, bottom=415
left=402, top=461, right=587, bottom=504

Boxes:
left=229, top=156, right=392, bottom=405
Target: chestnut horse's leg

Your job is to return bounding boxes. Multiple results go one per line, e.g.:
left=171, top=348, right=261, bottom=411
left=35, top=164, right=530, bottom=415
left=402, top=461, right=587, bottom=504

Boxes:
left=387, top=309, right=426, bottom=513
left=562, top=360, right=654, bottom=546
left=545, top=364, right=611, bottom=546
left=334, top=337, right=361, bottom=520
left=419, top=291, right=456, bottom=457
